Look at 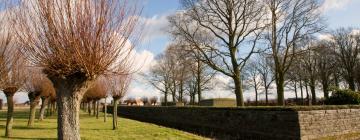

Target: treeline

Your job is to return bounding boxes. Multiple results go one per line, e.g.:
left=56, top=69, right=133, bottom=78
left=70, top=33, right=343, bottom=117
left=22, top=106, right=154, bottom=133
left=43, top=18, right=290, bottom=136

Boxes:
left=147, top=0, right=360, bottom=107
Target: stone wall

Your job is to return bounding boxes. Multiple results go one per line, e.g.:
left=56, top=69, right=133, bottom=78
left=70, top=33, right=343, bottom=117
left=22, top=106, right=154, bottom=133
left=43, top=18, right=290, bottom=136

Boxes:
left=199, top=98, right=236, bottom=107
left=108, top=106, right=360, bottom=140
left=299, top=109, right=360, bottom=139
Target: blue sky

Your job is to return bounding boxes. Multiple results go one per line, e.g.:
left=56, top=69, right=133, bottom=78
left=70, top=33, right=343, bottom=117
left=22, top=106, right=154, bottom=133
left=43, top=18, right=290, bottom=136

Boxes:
left=139, top=0, right=360, bottom=56
left=1, top=0, right=360, bottom=103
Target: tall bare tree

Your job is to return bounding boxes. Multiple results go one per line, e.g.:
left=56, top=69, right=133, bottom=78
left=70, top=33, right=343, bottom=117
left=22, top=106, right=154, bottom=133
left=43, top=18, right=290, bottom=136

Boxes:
left=244, top=59, right=263, bottom=105
left=331, top=28, right=360, bottom=91
left=169, top=0, right=266, bottom=106
left=265, top=0, right=324, bottom=105
left=14, top=0, right=141, bottom=139
left=256, top=54, right=275, bottom=105
left=314, top=41, right=336, bottom=99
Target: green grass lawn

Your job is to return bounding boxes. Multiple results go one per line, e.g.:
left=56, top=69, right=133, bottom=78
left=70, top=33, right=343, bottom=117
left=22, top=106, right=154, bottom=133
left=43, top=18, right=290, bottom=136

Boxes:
left=0, top=108, right=208, bottom=140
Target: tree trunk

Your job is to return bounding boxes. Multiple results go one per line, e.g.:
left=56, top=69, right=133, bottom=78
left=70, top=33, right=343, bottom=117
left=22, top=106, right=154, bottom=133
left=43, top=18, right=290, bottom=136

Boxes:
left=233, top=75, right=244, bottom=106
left=294, top=81, right=298, bottom=100
left=164, top=88, right=168, bottom=106
left=51, top=78, right=91, bottom=140
left=28, top=92, right=40, bottom=127
left=5, top=93, right=15, bottom=138
left=276, top=74, right=285, bottom=106
left=305, top=82, right=311, bottom=106
left=39, top=97, right=48, bottom=121
left=92, top=100, right=96, bottom=116
left=112, top=98, right=119, bottom=130
left=197, top=60, right=202, bottom=104
left=104, top=98, right=107, bottom=122
left=265, top=88, right=269, bottom=105
left=254, top=85, right=258, bottom=106
left=310, top=78, right=316, bottom=105
left=300, top=80, right=304, bottom=105
left=96, top=100, right=99, bottom=119
left=28, top=99, right=38, bottom=126
left=348, top=77, right=356, bottom=91
left=322, top=81, right=329, bottom=99
left=88, top=102, right=91, bottom=115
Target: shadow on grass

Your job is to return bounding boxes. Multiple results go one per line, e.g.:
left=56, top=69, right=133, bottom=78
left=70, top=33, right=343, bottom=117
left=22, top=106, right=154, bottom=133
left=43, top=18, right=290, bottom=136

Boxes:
left=14, top=125, right=56, bottom=130
left=1, top=136, right=56, bottom=140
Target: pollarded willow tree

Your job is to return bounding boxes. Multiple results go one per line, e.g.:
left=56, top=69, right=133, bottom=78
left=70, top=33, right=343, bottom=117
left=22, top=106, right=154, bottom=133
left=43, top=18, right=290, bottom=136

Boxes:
left=0, top=2, right=27, bottom=136
left=169, top=0, right=266, bottom=106
left=14, top=0, right=141, bottom=139
left=38, top=78, right=55, bottom=121
left=23, top=68, right=50, bottom=127
left=108, top=74, right=132, bottom=130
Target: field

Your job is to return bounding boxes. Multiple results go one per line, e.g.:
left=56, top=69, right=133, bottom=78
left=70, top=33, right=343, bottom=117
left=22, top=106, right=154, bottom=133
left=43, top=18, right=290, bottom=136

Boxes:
left=0, top=108, right=207, bottom=140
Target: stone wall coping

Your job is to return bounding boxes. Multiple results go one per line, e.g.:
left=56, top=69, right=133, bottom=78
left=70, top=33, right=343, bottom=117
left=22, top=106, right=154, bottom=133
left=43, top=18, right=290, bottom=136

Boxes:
left=118, top=105, right=360, bottom=111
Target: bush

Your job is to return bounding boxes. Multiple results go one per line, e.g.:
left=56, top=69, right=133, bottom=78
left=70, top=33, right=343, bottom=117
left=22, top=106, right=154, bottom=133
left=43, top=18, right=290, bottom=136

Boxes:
left=325, top=89, right=360, bottom=105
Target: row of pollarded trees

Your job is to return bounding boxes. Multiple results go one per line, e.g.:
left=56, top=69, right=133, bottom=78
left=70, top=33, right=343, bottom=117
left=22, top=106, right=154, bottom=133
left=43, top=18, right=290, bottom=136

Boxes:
left=80, top=74, right=133, bottom=130
left=168, top=0, right=325, bottom=106
left=0, top=0, right=142, bottom=139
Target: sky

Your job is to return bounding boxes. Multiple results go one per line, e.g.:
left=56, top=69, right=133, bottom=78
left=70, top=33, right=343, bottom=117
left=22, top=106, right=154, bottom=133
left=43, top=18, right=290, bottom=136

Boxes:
left=1, top=0, right=360, bottom=103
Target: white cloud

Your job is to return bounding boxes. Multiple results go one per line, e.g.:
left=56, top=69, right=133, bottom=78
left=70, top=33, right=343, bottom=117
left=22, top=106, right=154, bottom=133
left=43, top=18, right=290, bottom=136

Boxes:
left=320, top=0, right=353, bottom=12
left=317, top=33, right=333, bottom=41
left=140, top=14, right=170, bottom=43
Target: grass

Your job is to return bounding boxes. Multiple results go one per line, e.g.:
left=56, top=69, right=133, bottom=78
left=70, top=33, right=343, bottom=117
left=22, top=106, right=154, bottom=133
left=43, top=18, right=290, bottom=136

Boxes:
left=0, top=108, right=208, bottom=140
left=315, top=132, right=360, bottom=140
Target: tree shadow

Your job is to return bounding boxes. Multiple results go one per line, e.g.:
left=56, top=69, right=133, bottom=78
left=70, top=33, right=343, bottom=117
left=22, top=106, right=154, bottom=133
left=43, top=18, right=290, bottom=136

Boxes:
left=14, top=125, right=56, bottom=130
left=1, top=136, right=56, bottom=140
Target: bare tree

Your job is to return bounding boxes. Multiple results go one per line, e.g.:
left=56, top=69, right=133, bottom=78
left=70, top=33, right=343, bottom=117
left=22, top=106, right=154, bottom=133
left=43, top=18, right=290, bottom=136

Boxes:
left=108, top=74, right=132, bottom=130
left=256, top=54, right=275, bottom=105
left=331, top=28, right=360, bottom=91
left=264, top=0, right=324, bottom=105
left=314, top=41, right=336, bottom=99
left=299, top=40, right=319, bottom=105
left=14, top=0, right=141, bottom=139
left=244, top=59, right=263, bottom=105
left=169, top=0, right=266, bottom=106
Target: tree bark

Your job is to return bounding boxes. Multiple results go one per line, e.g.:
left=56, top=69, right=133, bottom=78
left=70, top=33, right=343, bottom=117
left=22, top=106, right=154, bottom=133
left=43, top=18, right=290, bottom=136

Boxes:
left=265, top=88, right=269, bottom=105
left=233, top=75, right=244, bottom=106
left=254, top=85, right=258, bottom=106
left=309, top=78, right=316, bottom=105
left=276, top=74, right=285, bottom=106
left=28, top=92, right=40, bottom=126
left=300, top=80, right=304, bottom=105
left=96, top=100, right=99, bottom=119
left=112, top=98, right=120, bottom=130
left=104, top=98, right=107, bottom=122
left=51, top=77, right=91, bottom=140
left=294, top=81, right=298, bottom=100
left=92, top=100, right=96, bottom=116
left=5, top=93, right=15, bottom=137
left=88, top=102, right=91, bottom=115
